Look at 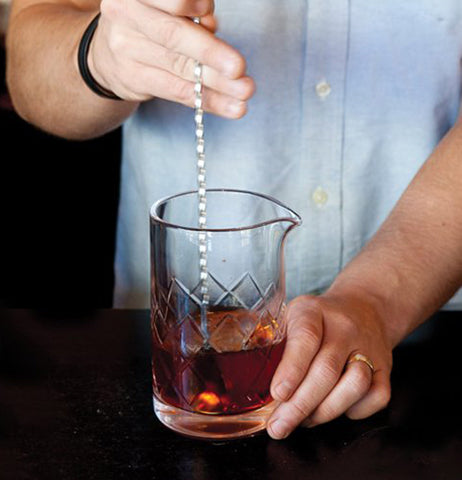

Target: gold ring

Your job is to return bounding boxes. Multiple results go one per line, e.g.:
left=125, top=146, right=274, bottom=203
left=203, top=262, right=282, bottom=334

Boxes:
left=347, top=353, right=375, bottom=374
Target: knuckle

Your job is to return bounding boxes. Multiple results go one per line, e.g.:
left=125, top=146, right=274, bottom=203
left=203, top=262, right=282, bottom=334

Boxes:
left=159, top=19, right=183, bottom=50
left=346, top=368, right=371, bottom=396
left=289, top=398, right=312, bottom=420
left=199, top=43, right=219, bottom=66
left=200, top=88, right=223, bottom=114
left=338, top=314, right=360, bottom=338
left=171, top=77, right=193, bottom=103
left=289, top=295, right=318, bottom=312
left=226, top=54, right=246, bottom=79
left=318, top=352, right=343, bottom=381
left=291, top=322, right=322, bottom=352
left=316, top=403, right=339, bottom=422
left=288, top=296, right=323, bottom=324
left=171, top=54, right=195, bottom=79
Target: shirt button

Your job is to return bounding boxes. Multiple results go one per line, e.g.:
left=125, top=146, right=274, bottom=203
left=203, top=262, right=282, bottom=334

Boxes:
left=315, top=80, right=331, bottom=99
left=312, top=187, right=328, bottom=206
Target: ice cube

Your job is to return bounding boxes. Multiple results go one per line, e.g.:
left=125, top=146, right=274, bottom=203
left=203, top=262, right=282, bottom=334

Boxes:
left=207, top=310, right=255, bottom=353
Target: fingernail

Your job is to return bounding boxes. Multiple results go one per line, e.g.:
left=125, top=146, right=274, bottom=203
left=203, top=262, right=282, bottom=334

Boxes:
left=268, top=418, right=289, bottom=440
left=227, top=101, right=245, bottom=116
left=273, top=381, right=292, bottom=401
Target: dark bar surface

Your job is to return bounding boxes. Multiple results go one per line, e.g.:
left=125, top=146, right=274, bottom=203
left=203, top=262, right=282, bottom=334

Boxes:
left=0, top=309, right=461, bottom=480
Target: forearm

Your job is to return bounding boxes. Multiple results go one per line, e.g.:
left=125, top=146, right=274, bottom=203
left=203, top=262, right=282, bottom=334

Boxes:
left=6, top=3, right=138, bottom=139
left=329, top=121, right=462, bottom=346
left=266, top=129, right=462, bottom=438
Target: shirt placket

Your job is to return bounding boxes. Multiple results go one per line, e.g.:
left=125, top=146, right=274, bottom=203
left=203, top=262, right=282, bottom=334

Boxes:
left=297, top=0, right=350, bottom=294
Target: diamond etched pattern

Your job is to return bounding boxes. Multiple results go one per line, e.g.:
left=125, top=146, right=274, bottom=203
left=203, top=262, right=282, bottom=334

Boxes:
left=151, top=271, right=285, bottom=415
left=153, top=272, right=280, bottom=348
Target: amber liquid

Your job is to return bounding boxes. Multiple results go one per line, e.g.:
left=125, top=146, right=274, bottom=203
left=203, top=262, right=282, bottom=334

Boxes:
left=152, top=309, right=285, bottom=416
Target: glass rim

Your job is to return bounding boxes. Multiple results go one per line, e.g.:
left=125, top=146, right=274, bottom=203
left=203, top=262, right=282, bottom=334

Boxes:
left=150, top=188, right=302, bottom=233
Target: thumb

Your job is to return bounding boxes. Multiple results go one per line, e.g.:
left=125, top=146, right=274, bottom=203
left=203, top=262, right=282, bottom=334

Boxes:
left=200, top=13, right=218, bottom=33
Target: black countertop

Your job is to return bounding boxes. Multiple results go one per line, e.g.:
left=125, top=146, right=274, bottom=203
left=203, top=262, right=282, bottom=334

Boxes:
left=1, top=309, right=461, bottom=479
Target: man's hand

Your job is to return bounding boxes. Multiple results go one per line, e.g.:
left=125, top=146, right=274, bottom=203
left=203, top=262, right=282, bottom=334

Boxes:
left=89, top=0, right=255, bottom=117
left=266, top=120, right=462, bottom=439
left=267, top=292, right=393, bottom=439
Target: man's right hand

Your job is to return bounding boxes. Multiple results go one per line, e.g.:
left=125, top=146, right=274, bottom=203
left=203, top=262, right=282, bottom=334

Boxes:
left=88, top=0, right=255, bottom=117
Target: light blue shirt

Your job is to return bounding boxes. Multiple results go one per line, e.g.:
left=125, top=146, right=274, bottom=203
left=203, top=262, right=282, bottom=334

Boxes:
left=114, top=0, right=462, bottom=308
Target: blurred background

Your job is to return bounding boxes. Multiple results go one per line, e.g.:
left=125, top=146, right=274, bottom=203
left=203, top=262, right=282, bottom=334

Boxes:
left=0, top=3, right=122, bottom=309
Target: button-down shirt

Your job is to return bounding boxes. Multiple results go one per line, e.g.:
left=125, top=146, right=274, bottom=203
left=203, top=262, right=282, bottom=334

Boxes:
left=114, top=0, right=462, bottom=308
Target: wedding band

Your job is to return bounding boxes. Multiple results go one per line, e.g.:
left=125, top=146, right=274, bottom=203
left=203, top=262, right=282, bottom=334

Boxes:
left=347, top=353, right=375, bottom=374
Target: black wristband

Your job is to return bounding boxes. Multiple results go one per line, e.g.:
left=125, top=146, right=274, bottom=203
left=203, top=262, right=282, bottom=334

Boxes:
left=78, top=13, right=122, bottom=100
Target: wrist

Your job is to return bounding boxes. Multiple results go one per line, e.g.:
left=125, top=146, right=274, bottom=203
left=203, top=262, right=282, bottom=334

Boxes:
left=78, top=13, right=122, bottom=101
left=325, top=272, right=410, bottom=348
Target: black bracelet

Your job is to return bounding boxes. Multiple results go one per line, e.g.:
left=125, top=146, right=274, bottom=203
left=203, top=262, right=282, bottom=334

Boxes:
left=78, top=13, right=122, bottom=100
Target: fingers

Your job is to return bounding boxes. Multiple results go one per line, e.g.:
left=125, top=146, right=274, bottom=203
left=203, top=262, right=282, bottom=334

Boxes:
left=132, top=4, right=246, bottom=79
left=304, top=359, right=374, bottom=427
left=270, top=298, right=323, bottom=403
left=267, top=345, right=348, bottom=439
left=121, top=65, right=249, bottom=118
left=264, top=293, right=393, bottom=440
left=96, top=0, right=251, bottom=114
left=345, top=368, right=391, bottom=419
left=130, top=38, right=255, bottom=101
